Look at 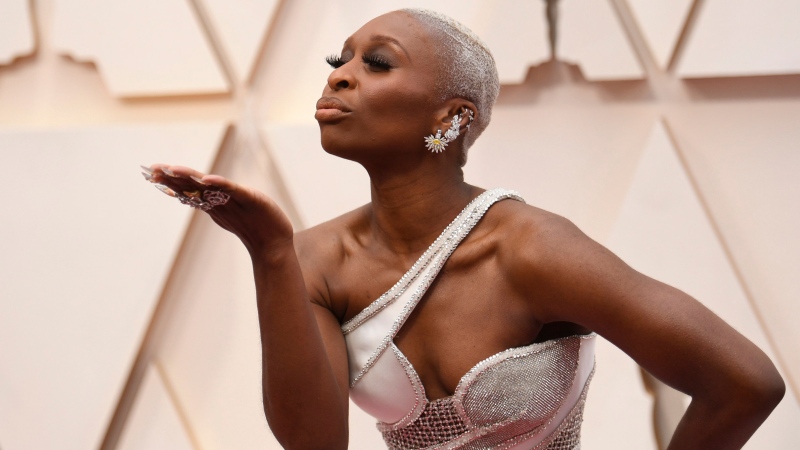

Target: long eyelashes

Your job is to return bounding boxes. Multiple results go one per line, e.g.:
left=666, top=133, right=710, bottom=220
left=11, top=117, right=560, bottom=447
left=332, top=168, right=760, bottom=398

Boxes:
left=361, top=54, right=391, bottom=70
left=326, top=54, right=345, bottom=68
left=325, top=54, right=392, bottom=70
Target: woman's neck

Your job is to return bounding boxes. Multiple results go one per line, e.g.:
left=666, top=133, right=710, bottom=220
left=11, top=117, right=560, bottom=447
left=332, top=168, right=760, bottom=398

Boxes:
left=365, top=160, right=477, bottom=256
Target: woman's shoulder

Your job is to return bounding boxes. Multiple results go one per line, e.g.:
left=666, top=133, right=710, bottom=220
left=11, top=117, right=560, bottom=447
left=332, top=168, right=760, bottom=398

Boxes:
left=294, top=203, right=372, bottom=266
left=293, top=204, right=373, bottom=311
left=480, top=193, right=591, bottom=271
left=482, top=192, right=578, bottom=242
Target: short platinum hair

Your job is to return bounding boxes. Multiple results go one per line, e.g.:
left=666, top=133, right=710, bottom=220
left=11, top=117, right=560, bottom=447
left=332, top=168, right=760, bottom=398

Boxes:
left=401, top=8, right=500, bottom=165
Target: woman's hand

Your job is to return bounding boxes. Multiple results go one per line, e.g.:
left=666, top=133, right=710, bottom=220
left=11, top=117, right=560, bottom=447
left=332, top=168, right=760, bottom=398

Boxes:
left=143, top=164, right=294, bottom=257
left=143, top=163, right=350, bottom=448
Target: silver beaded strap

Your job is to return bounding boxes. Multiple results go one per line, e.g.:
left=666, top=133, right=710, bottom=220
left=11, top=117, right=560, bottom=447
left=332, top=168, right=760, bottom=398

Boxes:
left=348, top=189, right=524, bottom=387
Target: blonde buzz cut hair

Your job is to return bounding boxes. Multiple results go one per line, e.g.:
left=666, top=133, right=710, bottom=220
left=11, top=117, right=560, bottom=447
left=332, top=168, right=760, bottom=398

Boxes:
left=401, top=8, right=500, bottom=166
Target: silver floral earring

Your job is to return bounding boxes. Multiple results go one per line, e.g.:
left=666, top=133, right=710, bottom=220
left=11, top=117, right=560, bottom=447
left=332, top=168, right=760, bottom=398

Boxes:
left=444, top=114, right=461, bottom=141
left=465, top=109, right=474, bottom=129
left=424, top=112, right=466, bottom=153
left=425, top=129, right=446, bottom=153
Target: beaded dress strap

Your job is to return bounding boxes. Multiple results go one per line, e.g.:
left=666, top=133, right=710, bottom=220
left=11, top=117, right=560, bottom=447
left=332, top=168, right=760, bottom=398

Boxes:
left=343, top=190, right=501, bottom=333
left=345, top=188, right=524, bottom=387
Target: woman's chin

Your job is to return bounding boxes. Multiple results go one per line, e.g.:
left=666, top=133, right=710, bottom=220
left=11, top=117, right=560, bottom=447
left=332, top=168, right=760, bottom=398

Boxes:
left=320, top=140, right=361, bottom=162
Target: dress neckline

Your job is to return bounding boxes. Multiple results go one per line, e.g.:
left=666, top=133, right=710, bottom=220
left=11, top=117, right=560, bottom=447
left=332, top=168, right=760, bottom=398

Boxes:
left=342, top=189, right=525, bottom=389
left=390, top=333, right=596, bottom=405
left=342, top=189, right=502, bottom=333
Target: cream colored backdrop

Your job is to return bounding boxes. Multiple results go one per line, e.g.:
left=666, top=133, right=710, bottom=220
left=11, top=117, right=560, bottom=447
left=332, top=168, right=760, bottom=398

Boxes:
left=1, top=1, right=799, bottom=449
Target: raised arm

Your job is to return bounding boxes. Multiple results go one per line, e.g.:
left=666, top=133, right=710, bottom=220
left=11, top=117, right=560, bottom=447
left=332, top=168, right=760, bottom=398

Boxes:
left=505, top=212, right=785, bottom=450
left=146, top=165, right=349, bottom=450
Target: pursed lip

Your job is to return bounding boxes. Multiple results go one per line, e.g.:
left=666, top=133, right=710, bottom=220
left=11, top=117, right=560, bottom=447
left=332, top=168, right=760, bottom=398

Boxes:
left=316, top=97, right=351, bottom=112
left=315, top=97, right=352, bottom=122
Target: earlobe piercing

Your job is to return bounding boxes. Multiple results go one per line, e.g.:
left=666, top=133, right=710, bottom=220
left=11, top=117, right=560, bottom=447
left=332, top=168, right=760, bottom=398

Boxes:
left=425, top=129, right=447, bottom=153
left=424, top=110, right=471, bottom=153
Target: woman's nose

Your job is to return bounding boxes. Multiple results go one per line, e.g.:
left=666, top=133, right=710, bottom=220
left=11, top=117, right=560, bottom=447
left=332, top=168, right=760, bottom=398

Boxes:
left=327, top=64, right=357, bottom=90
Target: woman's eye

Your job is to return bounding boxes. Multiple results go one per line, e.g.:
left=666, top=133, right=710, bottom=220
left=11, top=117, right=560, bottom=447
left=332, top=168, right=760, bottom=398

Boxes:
left=362, top=54, right=392, bottom=70
left=325, top=54, right=345, bottom=69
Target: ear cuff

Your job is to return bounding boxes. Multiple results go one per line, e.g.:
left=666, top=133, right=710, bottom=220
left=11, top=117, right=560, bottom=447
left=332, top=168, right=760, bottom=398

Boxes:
left=423, top=109, right=474, bottom=153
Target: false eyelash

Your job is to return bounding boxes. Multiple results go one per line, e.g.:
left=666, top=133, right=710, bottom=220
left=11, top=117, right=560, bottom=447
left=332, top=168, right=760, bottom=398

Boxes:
left=326, top=54, right=345, bottom=68
left=325, top=53, right=392, bottom=70
left=362, top=54, right=391, bottom=70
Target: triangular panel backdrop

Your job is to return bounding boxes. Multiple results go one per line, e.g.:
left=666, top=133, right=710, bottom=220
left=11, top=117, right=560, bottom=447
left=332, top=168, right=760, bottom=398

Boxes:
left=0, top=0, right=798, bottom=449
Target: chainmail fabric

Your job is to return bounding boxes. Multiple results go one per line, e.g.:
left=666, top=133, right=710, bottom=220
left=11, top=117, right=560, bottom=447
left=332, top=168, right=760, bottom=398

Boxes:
left=382, top=397, right=468, bottom=449
left=379, top=336, right=594, bottom=450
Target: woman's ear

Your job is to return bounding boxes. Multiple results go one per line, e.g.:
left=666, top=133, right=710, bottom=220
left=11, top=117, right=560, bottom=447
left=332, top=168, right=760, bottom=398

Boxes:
left=432, top=100, right=477, bottom=133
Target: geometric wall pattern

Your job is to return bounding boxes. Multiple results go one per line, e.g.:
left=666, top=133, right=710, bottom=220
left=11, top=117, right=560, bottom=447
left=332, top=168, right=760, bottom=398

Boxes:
left=625, top=0, right=694, bottom=69
left=677, top=0, right=800, bottom=77
left=666, top=105, right=800, bottom=393
left=559, top=0, right=644, bottom=79
left=604, top=120, right=800, bottom=449
left=0, top=0, right=35, bottom=65
left=117, top=365, right=196, bottom=450
left=195, top=0, right=281, bottom=84
left=582, top=335, right=655, bottom=449
left=0, top=124, right=225, bottom=450
left=52, top=0, right=229, bottom=96
left=1, top=0, right=799, bottom=449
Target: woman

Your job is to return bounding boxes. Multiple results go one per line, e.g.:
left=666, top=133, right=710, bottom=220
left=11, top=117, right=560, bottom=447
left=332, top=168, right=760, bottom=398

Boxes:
left=143, top=9, right=785, bottom=450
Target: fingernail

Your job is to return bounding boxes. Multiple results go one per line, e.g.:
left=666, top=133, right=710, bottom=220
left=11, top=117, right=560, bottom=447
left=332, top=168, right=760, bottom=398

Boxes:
left=161, top=167, right=176, bottom=177
left=140, top=165, right=154, bottom=175
left=183, top=190, right=201, bottom=198
left=154, top=184, right=176, bottom=197
left=190, top=175, right=207, bottom=185
left=141, top=172, right=155, bottom=182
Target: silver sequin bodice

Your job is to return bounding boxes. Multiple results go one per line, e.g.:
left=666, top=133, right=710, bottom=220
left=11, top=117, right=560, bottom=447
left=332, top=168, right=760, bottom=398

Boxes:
left=342, top=189, right=596, bottom=450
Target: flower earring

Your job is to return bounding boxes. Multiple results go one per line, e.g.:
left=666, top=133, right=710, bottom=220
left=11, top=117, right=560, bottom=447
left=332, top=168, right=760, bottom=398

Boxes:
left=424, top=110, right=471, bottom=153
left=425, top=129, right=447, bottom=153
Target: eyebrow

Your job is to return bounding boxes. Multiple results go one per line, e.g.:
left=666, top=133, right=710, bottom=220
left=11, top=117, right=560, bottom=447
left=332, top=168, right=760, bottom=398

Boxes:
left=343, top=34, right=412, bottom=61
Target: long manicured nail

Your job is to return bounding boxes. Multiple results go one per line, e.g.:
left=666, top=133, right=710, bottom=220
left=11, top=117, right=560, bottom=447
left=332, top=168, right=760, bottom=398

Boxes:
left=141, top=172, right=155, bottom=182
left=154, top=184, right=176, bottom=197
left=161, top=167, right=176, bottom=177
left=140, top=165, right=154, bottom=175
left=190, top=175, right=207, bottom=185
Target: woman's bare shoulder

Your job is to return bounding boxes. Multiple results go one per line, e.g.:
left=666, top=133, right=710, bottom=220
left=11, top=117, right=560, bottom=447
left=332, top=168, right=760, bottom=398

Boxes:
left=294, top=204, right=372, bottom=307
left=483, top=198, right=602, bottom=309
left=480, top=195, right=576, bottom=246
left=295, top=204, right=371, bottom=258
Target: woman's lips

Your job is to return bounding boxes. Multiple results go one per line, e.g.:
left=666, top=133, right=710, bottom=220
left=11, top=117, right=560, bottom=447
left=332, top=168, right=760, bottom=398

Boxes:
left=315, top=97, right=351, bottom=122
left=315, top=108, right=350, bottom=121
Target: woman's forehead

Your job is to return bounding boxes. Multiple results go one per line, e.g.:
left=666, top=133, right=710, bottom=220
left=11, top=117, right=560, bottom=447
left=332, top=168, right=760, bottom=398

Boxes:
left=346, top=11, right=434, bottom=55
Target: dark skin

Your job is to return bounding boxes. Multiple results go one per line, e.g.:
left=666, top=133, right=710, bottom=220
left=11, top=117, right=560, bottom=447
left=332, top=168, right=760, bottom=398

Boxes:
left=147, top=11, right=785, bottom=450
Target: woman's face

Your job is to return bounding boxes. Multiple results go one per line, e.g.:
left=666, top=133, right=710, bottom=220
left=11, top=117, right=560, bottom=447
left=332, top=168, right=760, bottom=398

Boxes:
left=316, top=11, right=442, bottom=164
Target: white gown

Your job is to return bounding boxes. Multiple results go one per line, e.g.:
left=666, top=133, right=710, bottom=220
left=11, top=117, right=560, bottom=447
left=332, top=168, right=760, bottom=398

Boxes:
left=342, top=189, right=596, bottom=450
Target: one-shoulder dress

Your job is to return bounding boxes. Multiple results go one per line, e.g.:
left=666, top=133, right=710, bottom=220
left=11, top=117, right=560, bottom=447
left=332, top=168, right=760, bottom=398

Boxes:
left=342, top=189, right=596, bottom=450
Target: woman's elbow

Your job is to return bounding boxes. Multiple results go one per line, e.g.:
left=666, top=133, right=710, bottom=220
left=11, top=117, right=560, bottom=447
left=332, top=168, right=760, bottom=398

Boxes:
left=263, top=398, right=349, bottom=450
left=754, top=368, right=785, bottom=411
left=733, top=362, right=785, bottom=417
left=270, top=422, right=348, bottom=450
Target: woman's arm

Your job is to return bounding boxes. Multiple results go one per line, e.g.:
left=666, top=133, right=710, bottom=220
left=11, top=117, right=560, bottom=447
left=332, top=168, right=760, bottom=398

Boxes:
left=252, top=242, right=349, bottom=450
left=505, top=212, right=785, bottom=449
left=147, top=165, right=349, bottom=450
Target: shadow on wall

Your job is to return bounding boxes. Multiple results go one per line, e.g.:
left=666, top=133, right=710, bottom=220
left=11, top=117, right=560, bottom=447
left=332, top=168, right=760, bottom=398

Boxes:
left=683, top=74, right=800, bottom=100
left=498, top=60, right=654, bottom=105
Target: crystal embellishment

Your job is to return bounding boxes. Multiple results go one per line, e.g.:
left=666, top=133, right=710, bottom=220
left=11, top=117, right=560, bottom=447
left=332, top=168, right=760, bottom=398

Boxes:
left=425, top=129, right=447, bottom=153
left=342, top=188, right=596, bottom=449
left=424, top=113, right=464, bottom=153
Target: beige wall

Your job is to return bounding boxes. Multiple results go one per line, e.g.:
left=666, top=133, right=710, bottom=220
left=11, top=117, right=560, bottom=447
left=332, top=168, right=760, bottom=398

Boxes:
left=1, top=1, right=798, bottom=449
